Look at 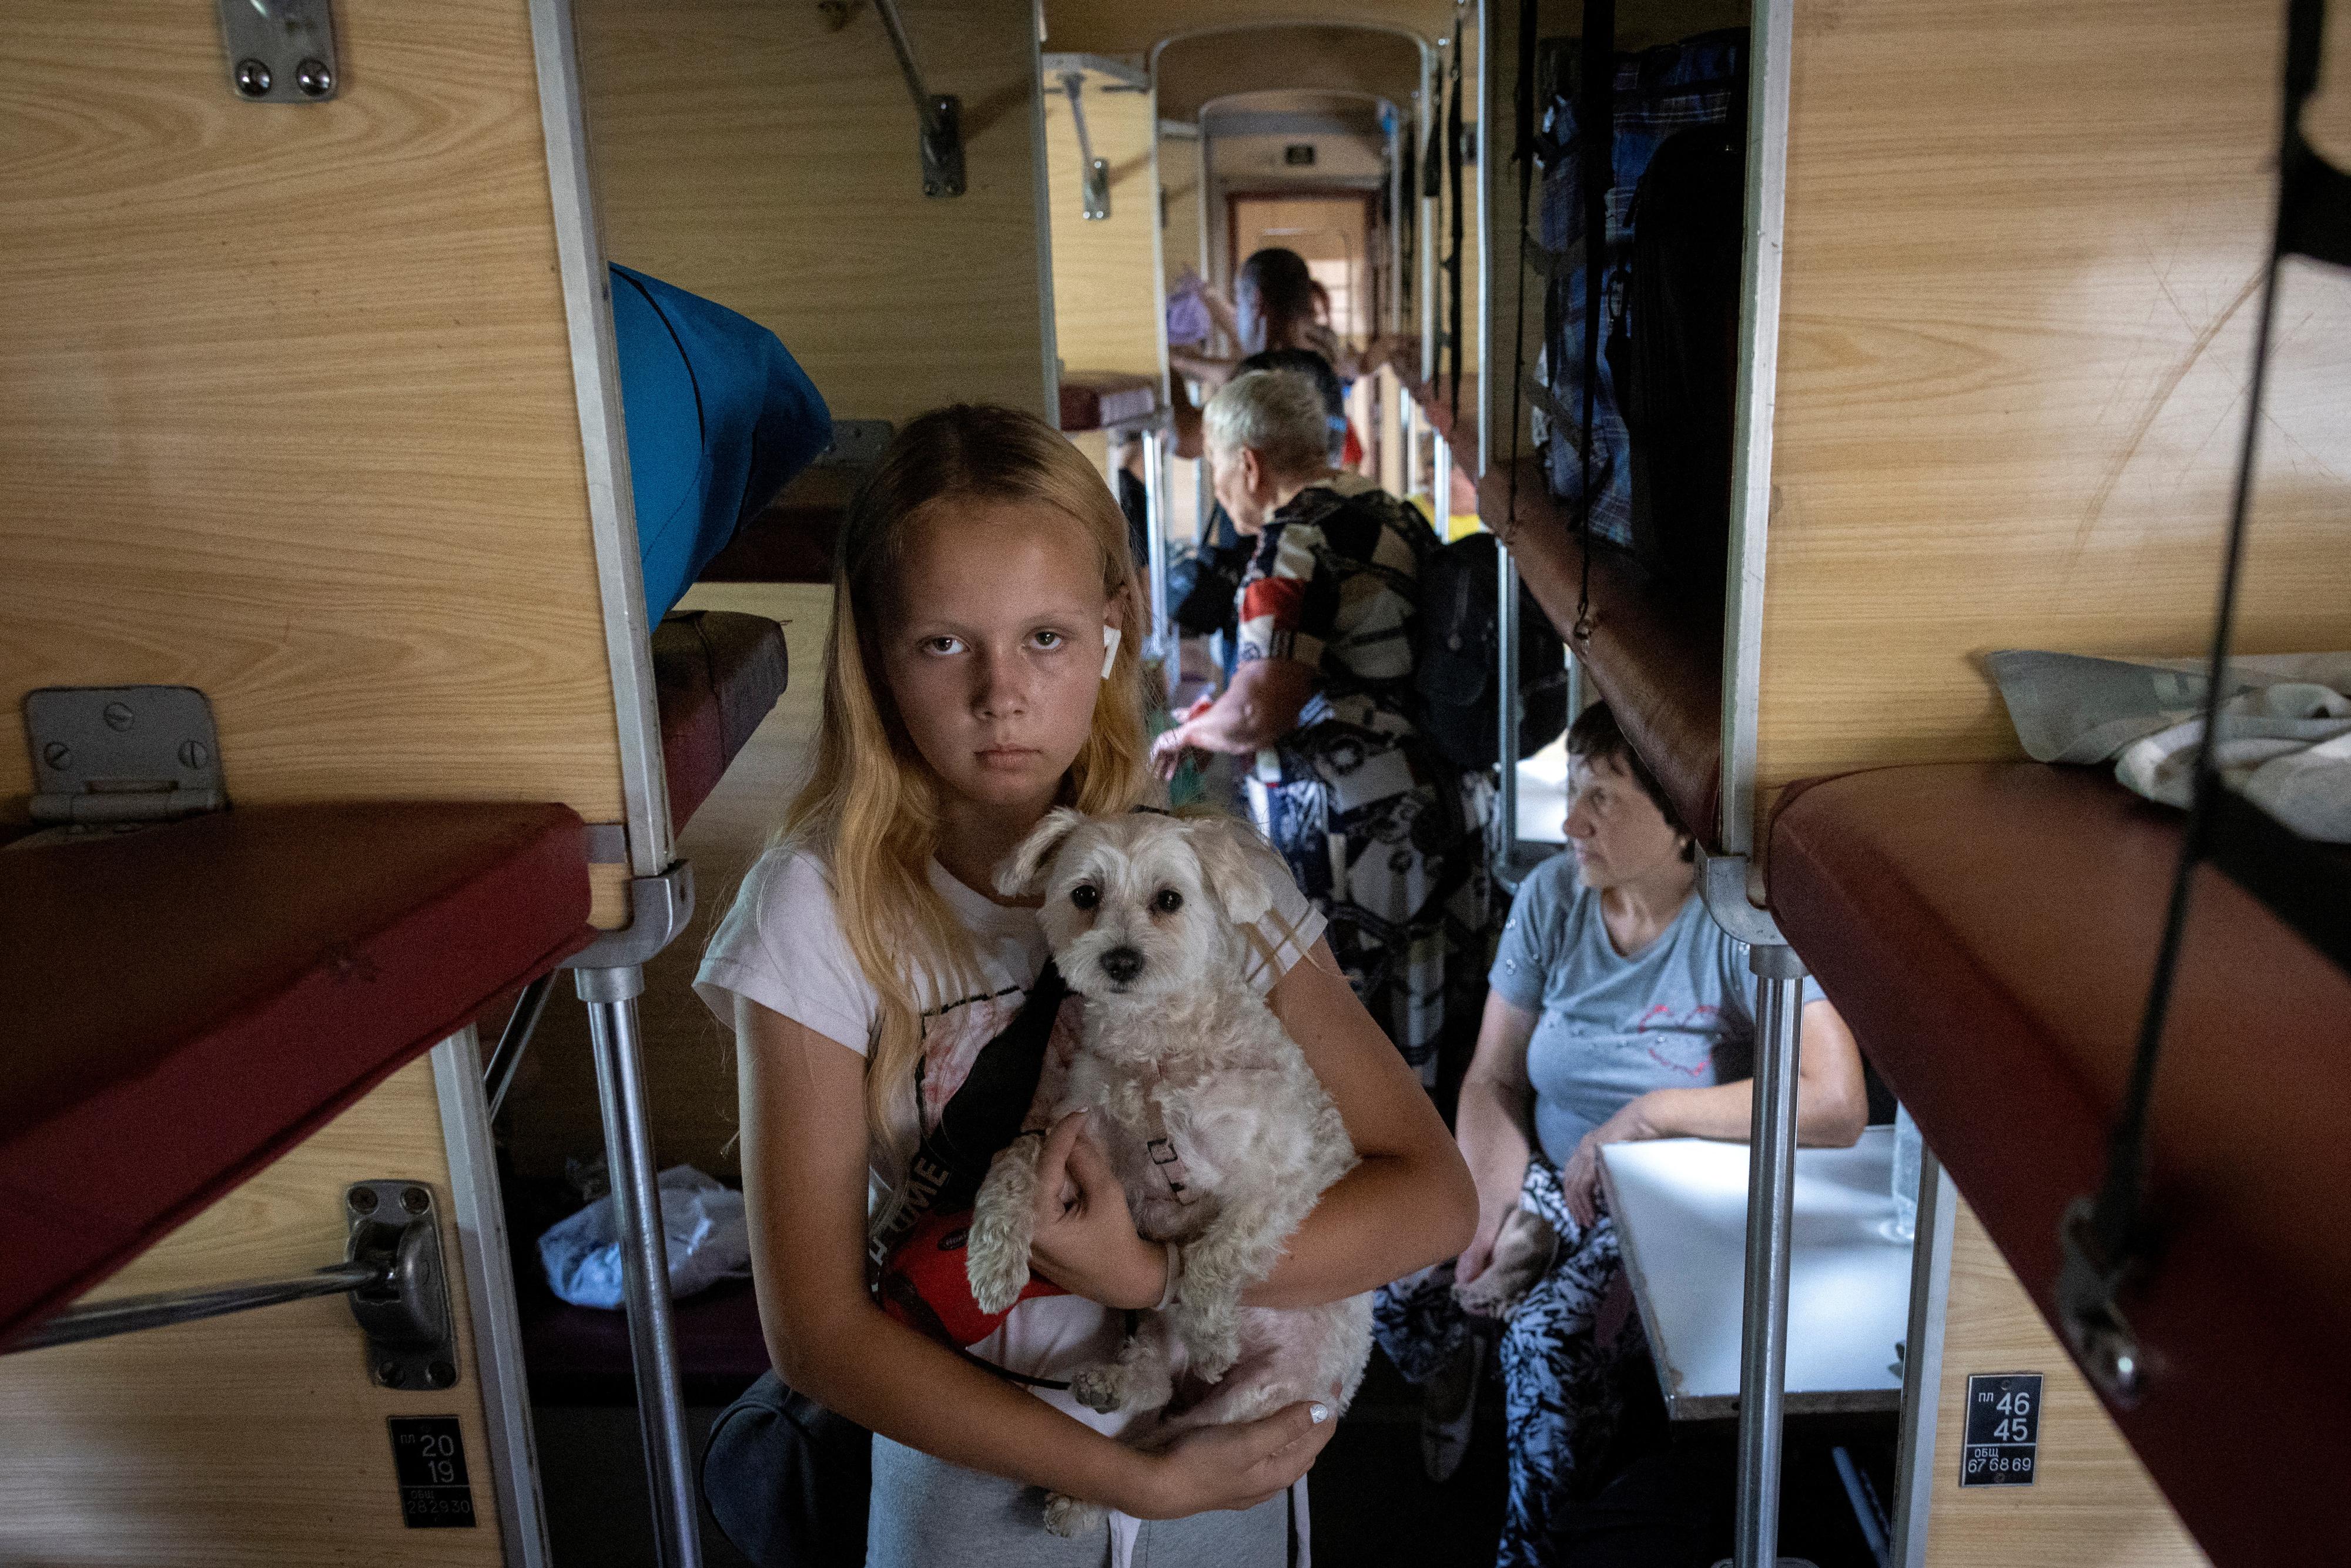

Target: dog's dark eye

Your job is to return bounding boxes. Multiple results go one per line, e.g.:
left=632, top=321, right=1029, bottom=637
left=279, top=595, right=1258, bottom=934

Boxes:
left=1153, top=888, right=1184, bottom=914
left=1070, top=884, right=1099, bottom=911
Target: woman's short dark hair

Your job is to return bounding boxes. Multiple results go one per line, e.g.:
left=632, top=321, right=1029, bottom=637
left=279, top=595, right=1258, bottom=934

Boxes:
left=1238, top=248, right=1320, bottom=333
left=1565, top=702, right=1697, bottom=862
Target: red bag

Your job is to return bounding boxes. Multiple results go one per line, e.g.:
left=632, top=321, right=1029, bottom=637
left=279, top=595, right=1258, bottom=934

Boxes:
left=876, top=1207, right=1066, bottom=1348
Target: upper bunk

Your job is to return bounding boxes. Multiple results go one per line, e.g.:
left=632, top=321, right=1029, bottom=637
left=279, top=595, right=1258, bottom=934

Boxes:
left=1471, top=0, right=2351, bottom=1559
left=0, top=0, right=813, bottom=1351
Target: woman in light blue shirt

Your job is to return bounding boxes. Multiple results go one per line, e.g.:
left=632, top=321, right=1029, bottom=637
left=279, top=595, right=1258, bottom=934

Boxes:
left=1372, top=703, right=1867, bottom=1568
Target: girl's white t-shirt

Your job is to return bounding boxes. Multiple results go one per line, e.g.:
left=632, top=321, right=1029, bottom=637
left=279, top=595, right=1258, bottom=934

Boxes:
left=694, top=840, right=1327, bottom=1564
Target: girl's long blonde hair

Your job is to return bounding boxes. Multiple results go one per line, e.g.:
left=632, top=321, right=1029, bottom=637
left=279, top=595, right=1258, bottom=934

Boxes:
left=783, top=405, right=1153, bottom=1208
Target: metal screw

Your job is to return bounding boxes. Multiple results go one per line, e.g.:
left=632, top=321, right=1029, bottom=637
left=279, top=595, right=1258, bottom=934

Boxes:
left=296, top=58, right=334, bottom=97
left=401, top=1185, right=431, bottom=1215
left=178, top=739, right=210, bottom=770
left=102, top=701, right=135, bottom=732
left=235, top=58, right=272, bottom=97
left=379, top=1361, right=405, bottom=1387
left=427, top=1361, right=456, bottom=1388
left=41, top=742, right=71, bottom=769
left=349, top=1187, right=379, bottom=1214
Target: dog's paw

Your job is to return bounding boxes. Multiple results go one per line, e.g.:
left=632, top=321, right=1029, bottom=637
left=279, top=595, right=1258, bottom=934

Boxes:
left=963, top=1233, right=1031, bottom=1316
left=1044, top=1493, right=1108, bottom=1539
left=1071, top=1362, right=1128, bottom=1414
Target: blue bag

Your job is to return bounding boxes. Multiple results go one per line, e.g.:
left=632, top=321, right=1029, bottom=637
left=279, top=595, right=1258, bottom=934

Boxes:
left=609, top=264, right=831, bottom=622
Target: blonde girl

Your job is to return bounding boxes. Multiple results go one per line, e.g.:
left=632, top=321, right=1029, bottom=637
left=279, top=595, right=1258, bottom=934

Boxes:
left=696, top=404, right=1476, bottom=1567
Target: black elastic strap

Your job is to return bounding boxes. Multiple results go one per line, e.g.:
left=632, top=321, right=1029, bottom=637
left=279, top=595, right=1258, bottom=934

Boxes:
left=1503, top=0, right=1538, bottom=551
left=2071, top=0, right=2337, bottom=1324
left=1573, top=0, right=1615, bottom=640
left=1446, top=11, right=1466, bottom=425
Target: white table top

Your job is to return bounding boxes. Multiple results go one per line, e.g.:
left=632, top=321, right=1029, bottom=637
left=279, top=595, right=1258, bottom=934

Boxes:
left=1599, top=1124, right=1914, bottom=1419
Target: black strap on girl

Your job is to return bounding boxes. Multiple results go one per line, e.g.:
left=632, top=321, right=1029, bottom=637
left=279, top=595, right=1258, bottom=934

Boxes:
left=869, top=961, right=1070, bottom=1269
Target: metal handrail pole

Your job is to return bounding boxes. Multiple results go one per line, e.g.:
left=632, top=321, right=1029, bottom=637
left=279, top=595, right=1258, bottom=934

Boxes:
left=11, top=1259, right=389, bottom=1353
left=1735, top=941, right=1807, bottom=1568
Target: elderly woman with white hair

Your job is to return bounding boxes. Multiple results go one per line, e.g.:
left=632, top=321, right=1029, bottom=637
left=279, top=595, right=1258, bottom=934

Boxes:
left=1151, top=369, right=1490, bottom=1087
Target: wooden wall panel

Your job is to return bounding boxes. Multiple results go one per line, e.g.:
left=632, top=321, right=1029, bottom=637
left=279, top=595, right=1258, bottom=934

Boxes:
left=1044, top=66, right=1166, bottom=382
left=0, top=2, right=625, bottom=880
left=0, top=1055, right=509, bottom=1566
left=505, top=583, right=834, bottom=1181
left=1754, top=0, right=2351, bottom=813
left=576, top=0, right=1052, bottom=425
left=1161, top=129, right=1205, bottom=285
left=1926, top=1200, right=2206, bottom=1568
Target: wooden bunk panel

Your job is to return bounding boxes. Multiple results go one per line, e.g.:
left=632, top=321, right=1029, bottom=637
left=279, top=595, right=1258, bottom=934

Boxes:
left=577, top=0, right=1054, bottom=425
left=0, top=1055, right=513, bottom=1566
left=1928, top=1199, right=2206, bottom=1568
left=1769, top=762, right=2351, bottom=1566
left=0, top=2, right=630, bottom=898
left=1043, top=59, right=1164, bottom=384
left=0, top=803, right=592, bottom=1345
left=1755, top=0, right=2351, bottom=810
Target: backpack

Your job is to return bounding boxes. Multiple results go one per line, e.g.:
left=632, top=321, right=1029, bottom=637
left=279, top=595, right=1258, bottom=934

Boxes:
left=1412, top=531, right=1571, bottom=772
left=1620, top=122, right=1747, bottom=595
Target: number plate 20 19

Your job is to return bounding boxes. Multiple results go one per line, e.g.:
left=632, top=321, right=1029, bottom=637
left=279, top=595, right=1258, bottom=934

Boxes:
left=1960, top=1372, right=2042, bottom=1487
left=388, top=1416, right=478, bottom=1527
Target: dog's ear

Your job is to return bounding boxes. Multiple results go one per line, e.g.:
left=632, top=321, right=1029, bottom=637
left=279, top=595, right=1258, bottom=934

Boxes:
left=1185, top=816, right=1276, bottom=927
left=994, top=807, right=1088, bottom=898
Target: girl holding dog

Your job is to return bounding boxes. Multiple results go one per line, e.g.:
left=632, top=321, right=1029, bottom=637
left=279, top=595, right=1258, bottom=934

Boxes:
left=697, top=404, right=1478, bottom=1566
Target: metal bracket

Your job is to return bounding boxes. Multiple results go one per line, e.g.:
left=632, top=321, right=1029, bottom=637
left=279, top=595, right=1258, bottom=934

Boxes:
left=25, top=686, right=226, bottom=826
left=216, top=0, right=340, bottom=103
left=811, top=418, right=897, bottom=468
left=346, top=1182, right=458, bottom=1391
left=561, top=861, right=695, bottom=972
left=583, top=823, right=631, bottom=865
left=1696, top=846, right=1789, bottom=949
left=2055, top=1197, right=2148, bottom=1406
left=1060, top=73, right=1111, bottom=220
left=866, top=0, right=963, bottom=197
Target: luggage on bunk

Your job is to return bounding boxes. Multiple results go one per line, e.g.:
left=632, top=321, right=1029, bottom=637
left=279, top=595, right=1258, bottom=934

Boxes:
left=1534, top=29, right=1745, bottom=559
left=1619, top=123, right=1746, bottom=595
left=610, top=264, right=832, bottom=624
left=1414, top=530, right=1570, bottom=771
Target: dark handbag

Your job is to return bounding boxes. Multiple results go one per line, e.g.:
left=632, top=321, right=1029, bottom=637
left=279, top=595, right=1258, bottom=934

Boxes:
left=701, top=1371, right=870, bottom=1568
left=698, top=964, right=1071, bottom=1567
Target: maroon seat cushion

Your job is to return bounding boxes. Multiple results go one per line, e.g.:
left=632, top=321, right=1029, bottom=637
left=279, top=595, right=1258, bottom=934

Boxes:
left=522, top=1277, right=770, bottom=1406
left=1057, top=371, right=1160, bottom=434
left=0, top=802, right=594, bottom=1346
left=652, top=610, right=788, bottom=833
left=1481, top=455, right=1724, bottom=845
left=1769, top=763, right=2351, bottom=1567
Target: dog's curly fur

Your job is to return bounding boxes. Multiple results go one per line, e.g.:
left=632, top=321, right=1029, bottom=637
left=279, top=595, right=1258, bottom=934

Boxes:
left=963, top=809, right=1374, bottom=1537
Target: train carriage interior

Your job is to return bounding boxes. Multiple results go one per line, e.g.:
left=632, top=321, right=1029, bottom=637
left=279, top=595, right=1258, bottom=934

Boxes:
left=2, top=1, right=2346, bottom=1567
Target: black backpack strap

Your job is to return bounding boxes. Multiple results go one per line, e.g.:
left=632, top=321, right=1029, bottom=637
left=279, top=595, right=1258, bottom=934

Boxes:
left=1572, top=0, right=1615, bottom=641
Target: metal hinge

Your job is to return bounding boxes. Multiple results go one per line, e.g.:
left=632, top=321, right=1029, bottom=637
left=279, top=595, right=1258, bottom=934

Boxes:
left=217, top=0, right=340, bottom=103
left=346, top=1181, right=460, bottom=1391
left=24, top=686, right=227, bottom=826
left=562, top=861, right=696, bottom=972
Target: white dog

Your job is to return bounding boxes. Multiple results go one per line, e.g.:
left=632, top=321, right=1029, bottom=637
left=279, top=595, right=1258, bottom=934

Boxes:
left=963, top=808, right=1372, bottom=1537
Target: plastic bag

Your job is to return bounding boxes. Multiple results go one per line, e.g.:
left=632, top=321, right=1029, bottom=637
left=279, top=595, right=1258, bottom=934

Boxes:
left=539, top=1165, right=751, bottom=1309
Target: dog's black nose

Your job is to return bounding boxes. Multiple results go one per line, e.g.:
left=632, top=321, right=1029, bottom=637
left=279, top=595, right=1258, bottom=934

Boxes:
left=1099, top=947, right=1144, bottom=985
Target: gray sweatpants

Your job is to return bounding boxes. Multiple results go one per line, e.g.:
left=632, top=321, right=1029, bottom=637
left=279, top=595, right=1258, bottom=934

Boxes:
left=868, top=1433, right=1293, bottom=1568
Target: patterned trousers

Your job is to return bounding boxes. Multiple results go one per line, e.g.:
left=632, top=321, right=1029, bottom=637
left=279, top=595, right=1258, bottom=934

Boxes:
left=1372, top=1159, right=1629, bottom=1568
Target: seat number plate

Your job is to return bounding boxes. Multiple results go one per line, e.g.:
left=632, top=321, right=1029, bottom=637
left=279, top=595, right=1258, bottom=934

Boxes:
left=1960, top=1372, right=2042, bottom=1487
left=389, top=1416, right=478, bottom=1527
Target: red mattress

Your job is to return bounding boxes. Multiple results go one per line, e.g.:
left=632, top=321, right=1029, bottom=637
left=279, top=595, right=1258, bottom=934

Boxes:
left=1769, top=763, right=2351, bottom=1566
left=652, top=609, right=788, bottom=833
left=1057, top=371, right=1160, bottom=434
left=0, top=802, right=594, bottom=1346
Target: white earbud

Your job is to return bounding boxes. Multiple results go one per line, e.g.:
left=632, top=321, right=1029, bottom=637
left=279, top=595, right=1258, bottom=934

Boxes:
left=1100, top=625, right=1122, bottom=679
